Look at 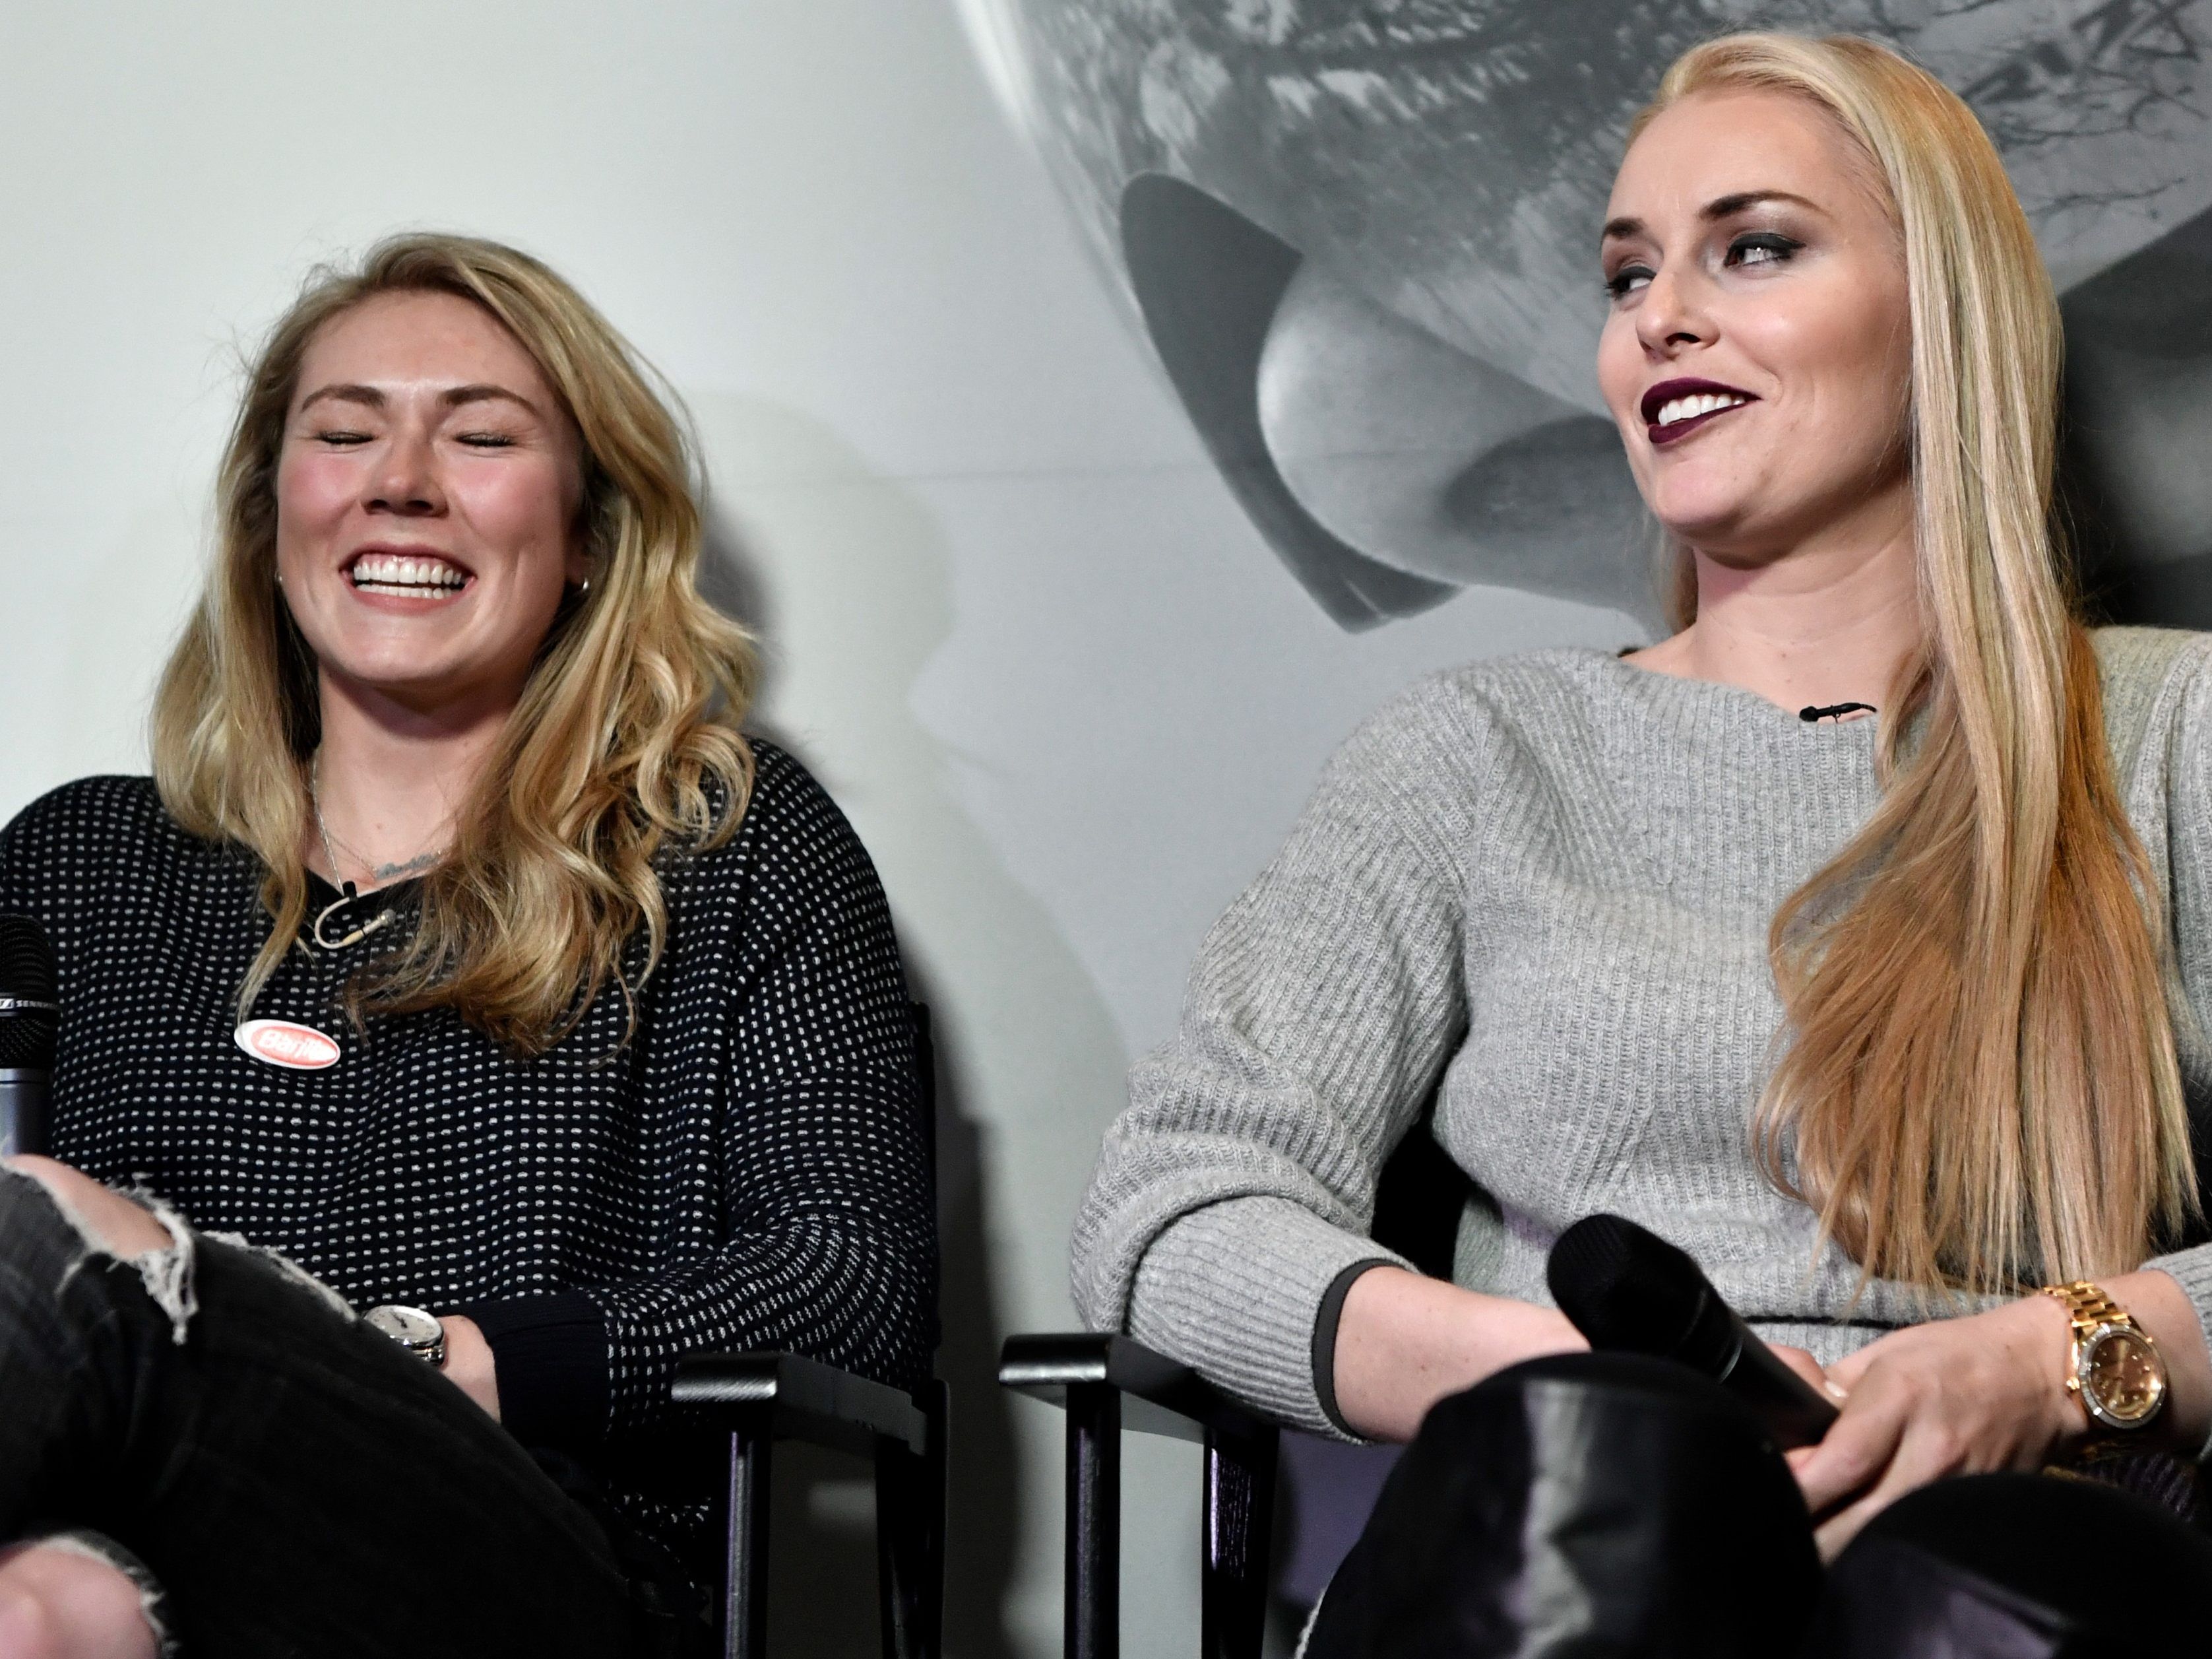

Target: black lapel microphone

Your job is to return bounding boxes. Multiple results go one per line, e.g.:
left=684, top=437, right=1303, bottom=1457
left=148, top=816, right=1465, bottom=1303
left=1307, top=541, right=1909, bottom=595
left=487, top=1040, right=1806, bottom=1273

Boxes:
left=1548, top=1212, right=1840, bottom=1449
left=0, top=915, right=58, bottom=1159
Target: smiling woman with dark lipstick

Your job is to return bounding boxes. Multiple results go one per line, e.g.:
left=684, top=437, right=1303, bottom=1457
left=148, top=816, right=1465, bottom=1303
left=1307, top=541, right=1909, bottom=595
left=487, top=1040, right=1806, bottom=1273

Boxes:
left=1074, top=29, right=2212, bottom=1627
left=0, top=235, right=933, bottom=1658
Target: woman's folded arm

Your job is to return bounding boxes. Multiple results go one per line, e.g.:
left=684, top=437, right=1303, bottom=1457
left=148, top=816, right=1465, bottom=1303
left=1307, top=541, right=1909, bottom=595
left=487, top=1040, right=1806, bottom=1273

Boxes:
left=1074, top=692, right=1487, bottom=1427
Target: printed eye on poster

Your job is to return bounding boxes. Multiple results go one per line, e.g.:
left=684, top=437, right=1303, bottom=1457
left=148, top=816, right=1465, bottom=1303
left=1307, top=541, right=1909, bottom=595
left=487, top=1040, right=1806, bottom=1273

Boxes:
left=959, top=0, right=2212, bottom=632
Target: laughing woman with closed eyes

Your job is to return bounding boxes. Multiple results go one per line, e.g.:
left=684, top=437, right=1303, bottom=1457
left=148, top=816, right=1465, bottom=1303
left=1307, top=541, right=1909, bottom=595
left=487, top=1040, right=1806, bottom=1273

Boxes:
left=0, top=235, right=933, bottom=1659
left=1074, top=30, right=2212, bottom=1582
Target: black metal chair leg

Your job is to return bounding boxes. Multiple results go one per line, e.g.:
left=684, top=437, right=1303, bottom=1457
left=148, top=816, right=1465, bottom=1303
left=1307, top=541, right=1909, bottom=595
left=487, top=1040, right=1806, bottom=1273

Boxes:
left=1003, top=1334, right=1280, bottom=1659
left=919, top=1380, right=948, bottom=1656
left=721, top=1425, right=773, bottom=1659
left=875, top=1379, right=947, bottom=1659
left=1201, top=1426, right=1279, bottom=1659
left=1067, top=1382, right=1122, bottom=1659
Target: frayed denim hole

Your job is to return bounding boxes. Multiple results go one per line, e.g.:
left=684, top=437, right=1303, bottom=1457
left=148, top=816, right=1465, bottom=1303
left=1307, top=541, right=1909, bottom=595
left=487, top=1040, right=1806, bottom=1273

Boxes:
left=32, top=1181, right=199, bottom=1347
left=203, top=1228, right=357, bottom=1324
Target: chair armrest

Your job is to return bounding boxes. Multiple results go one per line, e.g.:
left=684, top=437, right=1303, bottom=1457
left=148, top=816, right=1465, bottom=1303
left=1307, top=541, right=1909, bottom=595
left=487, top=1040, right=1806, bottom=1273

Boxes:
left=1003, top=1334, right=1280, bottom=1659
left=998, top=1332, right=1271, bottom=1445
left=674, top=1350, right=930, bottom=1459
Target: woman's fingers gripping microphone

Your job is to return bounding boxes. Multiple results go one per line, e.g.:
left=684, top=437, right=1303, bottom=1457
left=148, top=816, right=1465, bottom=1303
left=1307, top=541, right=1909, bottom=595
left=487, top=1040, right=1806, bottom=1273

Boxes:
left=1788, top=1299, right=2083, bottom=1559
left=1770, top=1342, right=1845, bottom=1403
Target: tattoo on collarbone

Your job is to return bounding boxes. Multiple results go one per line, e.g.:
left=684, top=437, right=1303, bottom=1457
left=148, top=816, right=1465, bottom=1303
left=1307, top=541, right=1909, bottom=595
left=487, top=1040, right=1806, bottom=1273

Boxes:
left=371, top=851, right=443, bottom=882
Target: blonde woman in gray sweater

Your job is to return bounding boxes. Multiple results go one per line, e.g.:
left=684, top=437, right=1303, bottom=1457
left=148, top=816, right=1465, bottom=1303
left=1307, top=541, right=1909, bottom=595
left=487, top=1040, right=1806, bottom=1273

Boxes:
left=1075, top=32, right=2212, bottom=1560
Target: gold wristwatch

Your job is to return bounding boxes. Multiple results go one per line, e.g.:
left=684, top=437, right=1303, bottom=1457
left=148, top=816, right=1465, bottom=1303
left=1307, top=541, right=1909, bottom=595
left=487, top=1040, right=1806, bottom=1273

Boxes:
left=2040, top=1281, right=2167, bottom=1452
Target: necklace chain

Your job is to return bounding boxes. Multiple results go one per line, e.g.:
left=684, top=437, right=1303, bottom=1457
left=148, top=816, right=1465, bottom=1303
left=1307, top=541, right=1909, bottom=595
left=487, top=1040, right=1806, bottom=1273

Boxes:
left=309, top=753, right=450, bottom=888
left=307, top=753, right=447, bottom=951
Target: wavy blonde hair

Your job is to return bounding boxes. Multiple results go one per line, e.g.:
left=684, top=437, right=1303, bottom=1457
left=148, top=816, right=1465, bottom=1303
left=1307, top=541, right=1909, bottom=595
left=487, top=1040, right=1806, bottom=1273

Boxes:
left=1637, top=35, right=2195, bottom=1293
left=152, top=232, right=757, bottom=1056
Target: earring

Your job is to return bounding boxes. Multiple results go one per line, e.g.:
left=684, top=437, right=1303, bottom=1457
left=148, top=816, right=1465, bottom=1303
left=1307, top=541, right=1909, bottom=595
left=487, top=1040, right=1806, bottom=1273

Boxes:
left=579, top=577, right=591, bottom=597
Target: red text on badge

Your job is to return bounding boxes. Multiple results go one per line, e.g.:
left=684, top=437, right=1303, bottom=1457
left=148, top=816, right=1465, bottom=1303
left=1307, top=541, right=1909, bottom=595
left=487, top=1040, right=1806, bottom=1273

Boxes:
left=234, top=1019, right=340, bottom=1070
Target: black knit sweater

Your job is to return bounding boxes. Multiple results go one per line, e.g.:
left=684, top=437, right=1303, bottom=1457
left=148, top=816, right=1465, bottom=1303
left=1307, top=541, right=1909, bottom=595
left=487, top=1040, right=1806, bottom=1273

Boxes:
left=0, top=742, right=935, bottom=1570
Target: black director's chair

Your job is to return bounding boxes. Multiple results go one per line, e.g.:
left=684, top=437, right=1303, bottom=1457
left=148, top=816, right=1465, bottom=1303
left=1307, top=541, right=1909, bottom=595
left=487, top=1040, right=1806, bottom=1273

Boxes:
left=674, top=1004, right=948, bottom=1659
left=999, top=1105, right=1470, bottom=1659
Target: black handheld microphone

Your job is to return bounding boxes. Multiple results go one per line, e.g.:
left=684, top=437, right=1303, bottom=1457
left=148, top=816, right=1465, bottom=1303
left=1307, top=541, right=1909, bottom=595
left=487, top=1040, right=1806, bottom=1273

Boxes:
left=1547, top=1212, right=1839, bottom=1449
left=0, top=915, right=57, bottom=1159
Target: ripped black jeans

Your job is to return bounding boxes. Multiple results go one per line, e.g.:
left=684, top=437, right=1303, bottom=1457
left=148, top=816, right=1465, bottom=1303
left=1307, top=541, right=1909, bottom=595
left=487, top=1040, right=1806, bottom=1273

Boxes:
left=0, top=1165, right=654, bottom=1658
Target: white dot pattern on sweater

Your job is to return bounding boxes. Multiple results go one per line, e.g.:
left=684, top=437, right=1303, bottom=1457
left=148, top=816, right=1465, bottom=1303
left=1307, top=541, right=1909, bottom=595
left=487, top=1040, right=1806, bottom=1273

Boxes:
left=0, top=742, right=935, bottom=1565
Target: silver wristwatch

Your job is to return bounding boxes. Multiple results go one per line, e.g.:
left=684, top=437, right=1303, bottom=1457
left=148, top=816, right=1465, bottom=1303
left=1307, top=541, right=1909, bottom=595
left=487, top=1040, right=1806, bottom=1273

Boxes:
left=364, top=1303, right=447, bottom=1368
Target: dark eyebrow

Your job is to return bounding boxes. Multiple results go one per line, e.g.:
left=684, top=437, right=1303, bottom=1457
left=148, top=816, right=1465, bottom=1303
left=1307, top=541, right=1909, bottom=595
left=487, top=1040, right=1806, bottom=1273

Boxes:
left=441, top=383, right=542, bottom=416
left=296, top=383, right=385, bottom=412
left=1601, top=189, right=1823, bottom=245
left=294, top=382, right=542, bottom=416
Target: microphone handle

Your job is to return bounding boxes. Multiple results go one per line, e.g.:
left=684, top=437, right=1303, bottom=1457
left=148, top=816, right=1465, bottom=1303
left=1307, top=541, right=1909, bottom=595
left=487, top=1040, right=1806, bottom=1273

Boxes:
left=0, top=1067, right=50, bottom=1159
left=1715, top=1315, right=1841, bottom=1450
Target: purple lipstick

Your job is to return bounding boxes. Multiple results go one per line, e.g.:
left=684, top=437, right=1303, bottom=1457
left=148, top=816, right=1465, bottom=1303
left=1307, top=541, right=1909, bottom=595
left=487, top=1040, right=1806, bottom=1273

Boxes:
left=1641, top=377, right=1758, bottom=446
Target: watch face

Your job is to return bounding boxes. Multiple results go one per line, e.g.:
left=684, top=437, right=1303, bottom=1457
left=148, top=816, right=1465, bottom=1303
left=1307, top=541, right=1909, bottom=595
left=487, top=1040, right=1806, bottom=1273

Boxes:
left=2083, top=1326, right=2168, bottom=1427
left=366, top=1305, right=442, bottom=1350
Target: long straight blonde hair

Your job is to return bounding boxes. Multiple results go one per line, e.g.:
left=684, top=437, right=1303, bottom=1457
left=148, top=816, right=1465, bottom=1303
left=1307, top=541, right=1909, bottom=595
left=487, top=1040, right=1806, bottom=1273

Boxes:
left=1639, top=36, right=2194, bottom=1293
left=152, top=234, right=757, bottom=1056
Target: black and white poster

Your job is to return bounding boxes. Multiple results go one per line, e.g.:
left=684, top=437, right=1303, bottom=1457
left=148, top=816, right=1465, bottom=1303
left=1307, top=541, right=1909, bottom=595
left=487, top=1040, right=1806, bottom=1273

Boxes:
left=964, top=0, right=2212, bottom=628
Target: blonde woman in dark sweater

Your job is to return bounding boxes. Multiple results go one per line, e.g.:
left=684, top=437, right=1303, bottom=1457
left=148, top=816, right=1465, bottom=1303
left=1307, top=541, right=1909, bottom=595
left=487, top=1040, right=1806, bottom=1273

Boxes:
left=0, top=236, right=932, bottom=1658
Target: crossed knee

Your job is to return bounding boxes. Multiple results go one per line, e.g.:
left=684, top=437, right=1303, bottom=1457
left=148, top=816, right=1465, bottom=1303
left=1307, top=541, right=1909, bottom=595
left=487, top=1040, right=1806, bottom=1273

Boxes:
left=2, top=1157, right=172, bottom=1259
left=0, top=1544, right=159, bottom=1659
left=0, top=1578, right=65, bottom=1659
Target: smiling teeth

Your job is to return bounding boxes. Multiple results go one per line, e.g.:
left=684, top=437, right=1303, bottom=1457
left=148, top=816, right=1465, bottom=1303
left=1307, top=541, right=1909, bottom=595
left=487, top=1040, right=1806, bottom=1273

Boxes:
left=1657, top=392, right=1749, bottom=427
left=350, top=554, right=467, bottom=593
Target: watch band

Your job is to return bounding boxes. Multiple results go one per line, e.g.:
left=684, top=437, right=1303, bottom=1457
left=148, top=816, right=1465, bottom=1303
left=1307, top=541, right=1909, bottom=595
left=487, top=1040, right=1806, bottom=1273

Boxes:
left=365, top=1303, right=447, bottom=1369
left=2043, top=1280, right=2133, bottom=1346
left=2040, top=1280, right=2166, bottom=1450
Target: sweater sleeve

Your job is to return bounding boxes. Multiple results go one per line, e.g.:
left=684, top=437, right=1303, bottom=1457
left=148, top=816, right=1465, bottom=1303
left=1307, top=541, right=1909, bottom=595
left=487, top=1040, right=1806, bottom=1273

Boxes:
left=2135, top=636, right=2212, bottom=1427
left=452, top=1291, right=610, bottom=1449
left=1071, top=689, right=1472, bottom=1432
left=490, top=763, right=937, bottom=1441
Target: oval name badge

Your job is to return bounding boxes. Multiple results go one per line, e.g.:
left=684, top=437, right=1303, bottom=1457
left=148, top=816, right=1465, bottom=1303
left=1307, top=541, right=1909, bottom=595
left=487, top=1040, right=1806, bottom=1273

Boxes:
left=234, top=1018, right=341, bottom=1071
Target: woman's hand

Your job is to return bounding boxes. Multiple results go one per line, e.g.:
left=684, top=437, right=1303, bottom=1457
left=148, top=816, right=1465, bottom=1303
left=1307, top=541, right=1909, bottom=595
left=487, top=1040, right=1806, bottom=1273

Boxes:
left=439, top=1314, right=501, bottom=1421
left=1789, top=1293, right=2083, bottom=1558
left=1792, top=1270, right=2212, bottom=1559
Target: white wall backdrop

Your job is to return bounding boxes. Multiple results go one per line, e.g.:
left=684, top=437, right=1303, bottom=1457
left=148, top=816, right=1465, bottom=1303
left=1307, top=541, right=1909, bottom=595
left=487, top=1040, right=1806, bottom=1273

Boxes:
left=0, top=3, right=1633, bottom=1651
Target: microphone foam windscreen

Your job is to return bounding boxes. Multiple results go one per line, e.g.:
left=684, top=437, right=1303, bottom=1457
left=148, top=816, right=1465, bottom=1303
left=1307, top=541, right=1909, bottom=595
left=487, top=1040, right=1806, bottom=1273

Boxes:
left=1548, top=1214, right=1705, bottom=1355
left=0, top=914, right=58, bottom=1069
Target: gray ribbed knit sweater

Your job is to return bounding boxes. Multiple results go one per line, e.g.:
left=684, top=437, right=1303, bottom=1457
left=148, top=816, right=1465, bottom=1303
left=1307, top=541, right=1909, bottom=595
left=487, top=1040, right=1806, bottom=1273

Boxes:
left=1071, top=626, right=2212, bottom=1439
